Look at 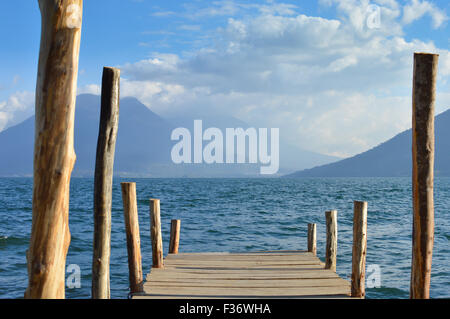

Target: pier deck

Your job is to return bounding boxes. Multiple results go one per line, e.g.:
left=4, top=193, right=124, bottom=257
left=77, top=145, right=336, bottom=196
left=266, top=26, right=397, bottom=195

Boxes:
left=134, top=250, right=355, bottom=299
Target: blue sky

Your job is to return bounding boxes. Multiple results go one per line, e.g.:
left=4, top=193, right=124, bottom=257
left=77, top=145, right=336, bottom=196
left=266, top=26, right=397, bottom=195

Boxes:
left=0, top=0, right=449, bottom=157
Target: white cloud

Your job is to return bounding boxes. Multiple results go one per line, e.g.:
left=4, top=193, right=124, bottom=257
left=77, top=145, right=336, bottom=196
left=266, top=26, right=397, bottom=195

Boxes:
left=78, top=84, right=101, bottom=95
left=255, top=2, right=298, bottom=16
left=320, top=0, right=403, bottom=37
left=151, top=11, right=176, bottom=17
left=109, top=1, right=450, bottom=157
left=121, top=79, right=186, bottom=107
left=0, top=91, right=34, bottom=132
left=440, top=51, right=450, bottom=76
left=328, top=55, right=358, bottom=72
left=179, top=24, right=202, bottom=31
left=12, top=75, right=21, bottom=86
left=294, top=93, right=412, bottom=157
left=402, top=0, right=448, bottom=28
left=182, top=0, right=240, bottom=19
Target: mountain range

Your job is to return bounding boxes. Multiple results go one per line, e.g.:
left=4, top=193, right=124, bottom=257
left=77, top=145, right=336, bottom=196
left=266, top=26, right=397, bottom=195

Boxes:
left=4, top=93, right=447, bottom=178
left=286, top=108, right=450, bottom=177
left=0, top=94, right=339, bottom=177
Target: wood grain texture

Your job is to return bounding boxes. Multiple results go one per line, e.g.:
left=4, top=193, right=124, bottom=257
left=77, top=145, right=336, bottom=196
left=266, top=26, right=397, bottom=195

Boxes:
left=136, top=252, right=355, bottom=299
left=144, top=279, right=347, bottom=288
left=325, top=210, right=337, bottom=272
left=411, top=52, right=438, bottom=299
left=121, top=182, right=144, bottom=294
left=307, top=223, right=317, bottom=256
left=92, top=67, right=120, bottom=299
left=150, top=199, right=164, bottom=268
left=169, top=219, right=181, bottom=254
left=351, top=201, right=368, bottom=298
left=26, top=0, right=83, bottom=299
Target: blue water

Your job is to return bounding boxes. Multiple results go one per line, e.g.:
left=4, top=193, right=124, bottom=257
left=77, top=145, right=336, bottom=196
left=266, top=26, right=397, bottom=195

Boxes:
left=0, top=177, right=448, bottom=299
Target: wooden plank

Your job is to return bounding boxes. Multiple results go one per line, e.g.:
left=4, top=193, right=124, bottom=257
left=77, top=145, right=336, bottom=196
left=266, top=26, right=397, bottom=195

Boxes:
left=165, top=255, right=318, bottom=261
left=163, top=261, right=323, bottom=266
left=145, top=278, right=350, bottom=288
left=137, top=251, right=354, bottom=299
left=147, top=268, right=339, bottom=279
left=151, top=266, right=326, bottom=273
left=147, top=274, right=341, bottom=281
left=164, top=257, right=322, bottom=265
left=164, top=258, right=320, bottom=264
left=165, top=256, right=320, bottom=261
left=133, top=294, right=355, bottom=299
left=147, top=272, right=341, bottom=281
left=137, top=286, right=351, bottom=297
left=162, top=258, right=322, bottom=265
left=168, top=251, right=310, bottom=256
left=148, top=271, right=337, bottom=278
left=165, top=254, right=318, bottom=260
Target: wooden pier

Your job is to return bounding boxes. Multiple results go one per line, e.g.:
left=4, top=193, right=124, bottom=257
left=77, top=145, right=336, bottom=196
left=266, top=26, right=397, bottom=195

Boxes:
left=24, top=6, right=437, bottom=299
left=133, top=250, right=354, bottom=299
left=125, top=201, right=369, bottom=299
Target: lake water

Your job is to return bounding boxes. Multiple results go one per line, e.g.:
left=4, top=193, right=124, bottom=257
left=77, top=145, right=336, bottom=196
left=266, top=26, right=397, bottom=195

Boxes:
left=0, top=177, right=448, bottom=299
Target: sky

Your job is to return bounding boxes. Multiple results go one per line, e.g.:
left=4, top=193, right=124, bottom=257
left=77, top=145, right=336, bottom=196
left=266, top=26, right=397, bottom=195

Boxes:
left=0, top=0, right=449, bottom=158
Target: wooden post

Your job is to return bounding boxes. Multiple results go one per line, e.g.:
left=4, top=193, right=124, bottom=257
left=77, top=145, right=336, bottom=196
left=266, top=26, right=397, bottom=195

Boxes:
left=325, top=210, right=337, bottom=272
left=121, top=183, right=144, bottom=294
left=410, top=52, right=438, bottom=299
left=307, top=223, right=316, bottom=256
left=150, top=199, right=164, bottom=268
left=352, top=201, right=368, bottom=298
left=25, top=0, right=83, bottom=299
left=92, top=67, right=120, bottom=299
left=169, top=219, right=181, bottom=254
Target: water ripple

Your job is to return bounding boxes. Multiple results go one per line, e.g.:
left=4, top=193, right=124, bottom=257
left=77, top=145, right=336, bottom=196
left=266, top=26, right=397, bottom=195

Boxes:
left=0, top=177, right=449, bottom=299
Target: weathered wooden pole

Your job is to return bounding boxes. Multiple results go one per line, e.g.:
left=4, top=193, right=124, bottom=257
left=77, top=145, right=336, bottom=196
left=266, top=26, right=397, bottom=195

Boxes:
left=410, top=52, right=438, bottom=299
left=91, top=67, right=120, bottom=299
left=150, top=199, right=164, bottom=268
left=307, top=223, right=316, bottom=256
left=169, top=219, right=181, bottom=254
left=325, top=210, right=337, bottom=272
left=121, top=182, right=144, bottom=294
left=25, top=0, right=83, bottom=299
left=351, top=201, right=368, bottom=298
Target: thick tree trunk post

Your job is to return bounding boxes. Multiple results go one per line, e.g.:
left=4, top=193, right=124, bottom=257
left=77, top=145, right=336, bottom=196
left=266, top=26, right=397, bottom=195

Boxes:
left=150, top=199, right=164, bottom=268
left=307, top=223, right=316, bottom=256
left=325, top=210, right=337, bottom=272
left=351, top=201, right=368, bottom=298
left=92, top=67, right=120, bottom=299
left=121, top=183, right=144, bottom=294
left=410, top=52, right=438, bottom=299
left=25, top=0, right=83, bottom=299
left=169, top=219, right=181, bottom=254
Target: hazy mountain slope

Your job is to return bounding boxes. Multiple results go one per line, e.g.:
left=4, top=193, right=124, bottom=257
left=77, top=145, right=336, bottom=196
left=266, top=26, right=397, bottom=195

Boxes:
left=73, top=94, right=175, bottom=175
left=0, top=94, right=175, bottom=177
left=0, top=116, right=34, bottom=176
left=286, top=108, right=450, bottom=177
left=0, top=94, right=340, bottom=177
left=168, top=114, right=341, bottom=173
